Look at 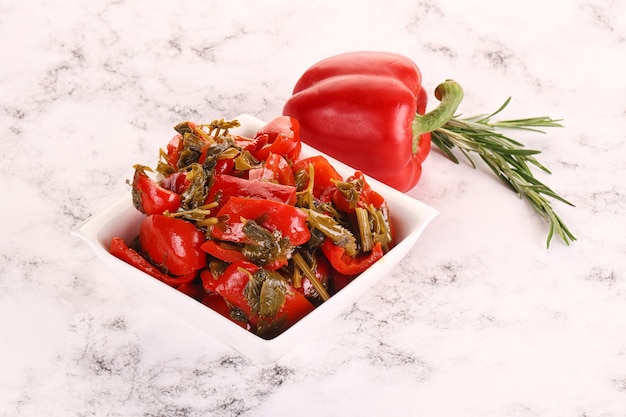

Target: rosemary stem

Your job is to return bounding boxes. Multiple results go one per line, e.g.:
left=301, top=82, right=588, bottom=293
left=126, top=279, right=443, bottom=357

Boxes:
left=427, top=94, right=575, bottom=248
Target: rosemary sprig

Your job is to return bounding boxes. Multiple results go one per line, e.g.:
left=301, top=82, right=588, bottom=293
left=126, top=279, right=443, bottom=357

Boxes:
left=430, top=98, right=576, bottom=248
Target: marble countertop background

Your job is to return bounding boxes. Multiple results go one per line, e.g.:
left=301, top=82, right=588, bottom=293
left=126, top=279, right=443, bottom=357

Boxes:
left=2, top=0, right=625, bottom=416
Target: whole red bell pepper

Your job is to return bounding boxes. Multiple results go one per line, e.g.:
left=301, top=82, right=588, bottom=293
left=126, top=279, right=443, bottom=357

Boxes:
left=282, top=51, right=463, bottom=192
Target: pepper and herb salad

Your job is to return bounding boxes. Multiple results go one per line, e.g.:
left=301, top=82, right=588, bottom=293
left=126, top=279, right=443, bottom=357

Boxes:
left=109, top=116, right=394, bottom=339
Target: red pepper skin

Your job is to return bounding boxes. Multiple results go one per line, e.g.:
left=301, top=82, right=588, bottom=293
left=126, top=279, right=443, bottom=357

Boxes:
left=132, top=167, right=181, bottom=215
left=415, top=84, right=431, bottom=163
left=159, top=171, right=190, bottom=195
left=199, top=261, right=315, bottom=335
left=292, top=155, right=343, bottom=198
left=211, top=197, right=310, bottom=246
left=282, top=51, right=429, bottom=192
left=248, top=153, right=296, bottom=187
left=197, top=150, right=236, bottom=176
left=233, top=134, right=264, bottom=154
left=196, top=141, right=236, bottom=176
left=175, top=279, right=206, bottom=301
left=252, top=116, right=301, bottom=161
left=109, top=237, right=196, bottom=287
left=200, top=240, right=248, bottom=264
left=264, top=287, right=315, bottom=336
left=201, top=292, right=249, bottom=329
left=200, top=260, right=259, bottom=319
left=139, top=214, right=207, bottom=276
left=165, top=135, right=184, bottom=170
left=205, top=174, right=297, bottom=213
left=331, top=171, right=385, bottom=214
left=202, top=237, right=290, bottom=271
left=320, top=238, right=384, bottom=276
left=331, top=270, right=356, bottom=294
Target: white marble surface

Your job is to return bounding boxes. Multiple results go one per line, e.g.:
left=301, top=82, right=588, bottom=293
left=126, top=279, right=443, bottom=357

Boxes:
left=1, top=0, right=625, bottom=415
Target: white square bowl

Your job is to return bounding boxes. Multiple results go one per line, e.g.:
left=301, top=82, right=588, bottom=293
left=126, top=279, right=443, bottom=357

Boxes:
left=72, top=114, right=438, bottom=364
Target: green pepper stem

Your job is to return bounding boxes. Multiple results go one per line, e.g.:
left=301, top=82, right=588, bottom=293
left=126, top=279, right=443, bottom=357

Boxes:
left=412, top=79, right=464, bottom=153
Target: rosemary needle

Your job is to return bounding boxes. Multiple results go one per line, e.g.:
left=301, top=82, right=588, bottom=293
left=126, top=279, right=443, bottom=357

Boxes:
left=430, top=97, right=576, bottom=248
